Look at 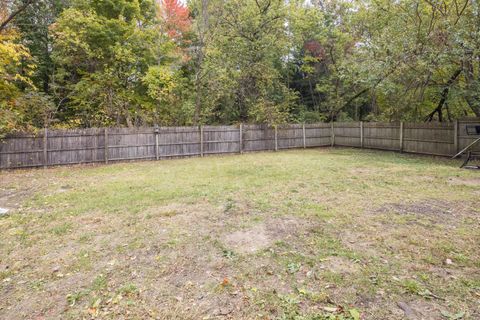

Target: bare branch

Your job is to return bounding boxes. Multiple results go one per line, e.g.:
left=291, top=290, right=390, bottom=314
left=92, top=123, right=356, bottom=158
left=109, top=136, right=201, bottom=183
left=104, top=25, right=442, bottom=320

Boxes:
left=0, top=0, right=34, bottom=32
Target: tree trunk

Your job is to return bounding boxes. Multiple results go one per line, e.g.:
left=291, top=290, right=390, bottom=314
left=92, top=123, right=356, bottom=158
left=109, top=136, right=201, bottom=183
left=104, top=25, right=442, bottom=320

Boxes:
left=425, top=68, right=462, bottom=122
left=194, top=70, right=202, bottom=125
left=193, top=0, right=209, bottom=125
left=463, top=51, right=480, bottom=117
left=307, top=76, right=318, bottom=111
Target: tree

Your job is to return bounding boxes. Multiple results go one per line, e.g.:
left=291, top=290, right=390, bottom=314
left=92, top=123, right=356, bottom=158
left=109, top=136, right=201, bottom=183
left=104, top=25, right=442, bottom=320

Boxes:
left=348, top=0, right=478, bottom=120
left=157, top=0, right=191, bottom=40
left=13, top=0, right=67, bottom=94
left=3, top=0, right=480, bottom=135
left=51, top=0, right=186, bottom=127
left=195, top=0, right=297, bottom=125
left=0, top=29, right=49, bottom=135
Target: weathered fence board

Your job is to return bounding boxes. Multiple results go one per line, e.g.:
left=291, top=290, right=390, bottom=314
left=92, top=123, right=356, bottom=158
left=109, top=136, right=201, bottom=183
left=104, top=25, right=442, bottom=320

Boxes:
left=157, top=126, right=201, bottom=159
left=203, top=125, right=240, bottom=155
left=363, top=122, right=401, bottom=151
left=334, top=122, right=362, bottom=147
left=0, top=120, right=478, bottom=169
left=304, top=123, right=331, bottom=147
left=403, top=122, right=454, bottom=156
left=458, top=118, right=480, bottom=153
left=243, top=124, right=275, bottom=152
left=277, top=124, right=304, bottom=150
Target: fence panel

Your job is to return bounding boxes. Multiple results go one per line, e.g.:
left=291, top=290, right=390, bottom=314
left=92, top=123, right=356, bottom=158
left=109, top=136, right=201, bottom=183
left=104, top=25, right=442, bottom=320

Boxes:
left=459, top=118, right=480, bottom=153
left=403, top=123, right=454, bottom=156
left=305, top=123, right=331, bottom=147
left=334, top=122, right=362, bottom=147
left=1, top=120, right=479, bottom=169
left=157, top=126, right=201, bottom=158
left=47, top=128, right=105, bottom=165
left=277, top=124, right=304, bottom=150
left=203, top=125, right=240, bottom=155
left=106, top=127, right=155, bottom=162
left=363, top=122, right=400, bottom=151
left=0, top=133, right=44, bottom=169
left=243, top=124, right=275, bottom=152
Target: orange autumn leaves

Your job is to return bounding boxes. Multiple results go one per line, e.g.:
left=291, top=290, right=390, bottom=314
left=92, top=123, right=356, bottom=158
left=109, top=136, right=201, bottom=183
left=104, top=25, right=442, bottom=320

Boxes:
left=157, top=0, right=191, bottom=40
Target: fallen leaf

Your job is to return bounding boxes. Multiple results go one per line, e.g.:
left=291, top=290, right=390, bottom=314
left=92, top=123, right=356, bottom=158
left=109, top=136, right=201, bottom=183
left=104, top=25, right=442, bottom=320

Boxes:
left=321, top=306, right=338, bottom=312
left=221, top=277, right=229, bottom=286
left=349, top=308, right=361, bottom=320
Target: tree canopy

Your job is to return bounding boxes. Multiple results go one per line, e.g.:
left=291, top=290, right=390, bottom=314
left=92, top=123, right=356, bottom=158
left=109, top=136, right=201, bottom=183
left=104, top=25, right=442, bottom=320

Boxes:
left=1, top=0, right=479, bottom=135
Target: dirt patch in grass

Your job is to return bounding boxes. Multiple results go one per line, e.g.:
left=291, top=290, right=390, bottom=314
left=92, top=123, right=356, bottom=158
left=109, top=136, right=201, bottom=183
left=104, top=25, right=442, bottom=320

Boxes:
left=346, top=200, right=480, bottom=258
left=0, top=187, right=36, bottom=210
left=143, top=203, right=192, bottom=218
left=223, top=224, right=271, bottom=254
left=447, top=177, right=480, bottom=187
left=376, top=200, right=452, bottom=216
left=222, top=216, right=315, bottom=255
left=268, top=216, right=313, bottom=238
left=396, top=299, right=446, bottom=320
left=319, top=256, right=360, bottom=275
left=374, top=199, right=478, bottom=223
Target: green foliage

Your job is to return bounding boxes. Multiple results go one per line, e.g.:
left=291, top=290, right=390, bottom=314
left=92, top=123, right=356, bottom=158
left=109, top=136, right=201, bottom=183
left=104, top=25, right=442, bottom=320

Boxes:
left=51, top=0, right=180, bottom=127
left=2, top=0, right=480, bottom=134
left=194, top=0, right=298, bottom=124
left=286, top=262, right=301, bottom=274
left=143, top=65, right=194, bottom=125
left=0, top=30, right=39, bottom=136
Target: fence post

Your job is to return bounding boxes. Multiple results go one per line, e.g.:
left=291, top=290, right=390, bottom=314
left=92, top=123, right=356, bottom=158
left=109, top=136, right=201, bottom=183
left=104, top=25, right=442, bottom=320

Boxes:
left=399, top=121, right=404, bottom=152
left=331, top=122, right=335, bottom=147
left=360, top=121, right=364, bottom=148
left=274, top=125, right=278, bottom=151
left=454, top=120, right=459, bottom=154
left=93, top=129, right=98, bottom=163
left=104, top=128, right=109, bottom=164
left=43, top=127, right=48, bottom=168
left=302, top=123, right=306, bottom=148
left=200, top=125, right=204, bottom=157
left=154, top=126, right=159, bottom=160
left=239, top=123, right=243, bottom=154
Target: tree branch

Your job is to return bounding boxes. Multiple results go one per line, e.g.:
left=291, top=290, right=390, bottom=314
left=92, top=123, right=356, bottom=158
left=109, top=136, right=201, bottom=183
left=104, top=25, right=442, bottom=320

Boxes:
left=0, top=0, right=34, bottom=32
left=424, top=68, right=462, bottom=122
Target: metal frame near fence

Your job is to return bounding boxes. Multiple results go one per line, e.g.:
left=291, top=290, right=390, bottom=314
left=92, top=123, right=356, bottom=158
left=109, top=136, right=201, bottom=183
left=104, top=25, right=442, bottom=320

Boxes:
left=1, top=120, right=478, bottom=169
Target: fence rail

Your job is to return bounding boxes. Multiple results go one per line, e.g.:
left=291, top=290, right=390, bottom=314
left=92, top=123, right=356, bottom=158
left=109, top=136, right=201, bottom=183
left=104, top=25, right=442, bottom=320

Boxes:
left=1, top=120, right=479, bottom=169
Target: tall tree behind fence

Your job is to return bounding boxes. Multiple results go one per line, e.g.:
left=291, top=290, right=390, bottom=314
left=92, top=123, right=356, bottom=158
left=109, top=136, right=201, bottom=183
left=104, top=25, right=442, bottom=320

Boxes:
left=1, top=120, right=478, bottom=169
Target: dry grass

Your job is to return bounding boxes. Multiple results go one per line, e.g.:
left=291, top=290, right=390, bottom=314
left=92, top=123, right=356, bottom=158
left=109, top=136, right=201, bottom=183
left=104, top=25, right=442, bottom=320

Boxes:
left=0, top=148, right=479, bottom=319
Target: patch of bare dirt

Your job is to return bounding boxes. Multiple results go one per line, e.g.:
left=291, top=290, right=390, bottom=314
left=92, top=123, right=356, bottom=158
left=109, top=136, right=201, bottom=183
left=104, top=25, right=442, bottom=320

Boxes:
left=376, top=200, right=452, bottom=216
left=447, top=177, right=480, bottom=187
left=396, top=299, right=445, bottom=320
left=143, top=202, right=207, bottom=218
left=267, top=216, right=313, bottom=238
left=0, top=187, right=36, bottom=210
left=349, top=168, right=376, bottom=175
left=319, top=256, right=360, bottom=275
left=221, top=216, right=316, bottom=255
left=223, top=224, right=271, bottom=254
left=374, top=199, right=478, bottom=222
left=341, top=226, right=387, bottom=258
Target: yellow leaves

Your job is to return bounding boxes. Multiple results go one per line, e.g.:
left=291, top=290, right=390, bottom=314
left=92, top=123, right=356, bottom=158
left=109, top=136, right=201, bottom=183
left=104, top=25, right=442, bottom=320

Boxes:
left=0, top=31, right=31, bottom=68
left=143, top=65, right=180, bottom=102
left=0, top=30, right=35, bottom=89
left=0, top=30, right=39, bottom=136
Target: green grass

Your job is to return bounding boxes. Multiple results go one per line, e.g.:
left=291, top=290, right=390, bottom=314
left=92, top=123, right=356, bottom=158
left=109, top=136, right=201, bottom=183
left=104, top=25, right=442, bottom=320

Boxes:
left=0, top=148, right=479, bottom=319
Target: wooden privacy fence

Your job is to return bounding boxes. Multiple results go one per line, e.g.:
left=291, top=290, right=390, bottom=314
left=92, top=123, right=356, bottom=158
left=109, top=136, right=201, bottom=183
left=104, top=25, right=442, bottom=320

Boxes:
left=1, top=120, right=479, bottom=169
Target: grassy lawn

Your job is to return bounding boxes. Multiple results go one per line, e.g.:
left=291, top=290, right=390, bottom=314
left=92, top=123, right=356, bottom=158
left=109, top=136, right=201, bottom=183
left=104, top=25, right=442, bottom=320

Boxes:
left=0, top=148, right=479, bottom=320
